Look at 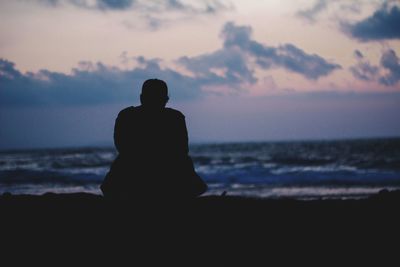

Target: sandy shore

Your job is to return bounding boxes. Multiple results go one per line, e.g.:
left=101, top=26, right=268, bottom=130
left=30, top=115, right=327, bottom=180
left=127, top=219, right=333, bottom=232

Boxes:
left=1, top=189, right=399, bottom=260
left=1, top=189, right=399, bottom=226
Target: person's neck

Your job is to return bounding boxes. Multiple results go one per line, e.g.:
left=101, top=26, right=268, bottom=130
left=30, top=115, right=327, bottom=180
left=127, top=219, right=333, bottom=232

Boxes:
left=141, top=105, right=165, bottom=112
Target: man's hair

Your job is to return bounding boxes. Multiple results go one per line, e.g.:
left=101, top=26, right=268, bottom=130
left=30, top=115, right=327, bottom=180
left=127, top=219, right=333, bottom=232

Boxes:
left=140, top=79, right=169, bottom=106
left=141, top=79, right=168, bottom=97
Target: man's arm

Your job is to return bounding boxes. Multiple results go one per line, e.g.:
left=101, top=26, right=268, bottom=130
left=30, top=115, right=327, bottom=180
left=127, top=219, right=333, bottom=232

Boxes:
left=114, top=113, right=124, bottom=154
left=113, top=107, right=134, bottom=154
left=177, top=113, right=189, bottom=156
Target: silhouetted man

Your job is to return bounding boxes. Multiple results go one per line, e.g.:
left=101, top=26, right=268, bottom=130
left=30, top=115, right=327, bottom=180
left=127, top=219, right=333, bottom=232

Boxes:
left=101, top=79, right=207, bottom=200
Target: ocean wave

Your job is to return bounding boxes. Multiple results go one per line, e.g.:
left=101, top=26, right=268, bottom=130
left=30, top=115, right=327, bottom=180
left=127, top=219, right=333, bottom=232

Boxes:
left=1, top=139, right=400, bottom=197
left=0, top=170, right=103, bottom=185
left=204, top=185, right=400, bottom=200
left=0, top=150, right=116, bottom=172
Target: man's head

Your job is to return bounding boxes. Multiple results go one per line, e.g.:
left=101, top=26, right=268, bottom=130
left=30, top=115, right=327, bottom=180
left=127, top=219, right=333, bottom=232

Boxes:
left=140, top=79, right=169, bottom=109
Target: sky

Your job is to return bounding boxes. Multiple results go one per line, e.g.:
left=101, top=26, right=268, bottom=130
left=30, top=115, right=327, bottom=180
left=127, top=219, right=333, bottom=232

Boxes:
left=0, top=0, right=400, bottom=149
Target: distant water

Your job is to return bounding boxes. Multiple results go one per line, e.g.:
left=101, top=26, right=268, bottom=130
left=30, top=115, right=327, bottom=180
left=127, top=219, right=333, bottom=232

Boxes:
left=1, top=138, right=400, bottom=199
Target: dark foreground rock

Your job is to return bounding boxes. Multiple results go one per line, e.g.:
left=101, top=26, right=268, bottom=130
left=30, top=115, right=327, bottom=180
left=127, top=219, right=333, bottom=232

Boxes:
left=1, top=189, right=399, bottom=222
left=1, top=190, right=399, bottom=262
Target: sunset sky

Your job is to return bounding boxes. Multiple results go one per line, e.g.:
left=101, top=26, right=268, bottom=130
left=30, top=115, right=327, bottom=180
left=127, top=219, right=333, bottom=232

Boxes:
left=1, top=0, right=400, bottom=149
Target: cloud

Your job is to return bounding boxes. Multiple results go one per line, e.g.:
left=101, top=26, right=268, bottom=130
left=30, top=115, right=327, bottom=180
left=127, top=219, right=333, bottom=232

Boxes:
left=37, top=0, right=135, bottom=10
left=350, top=49, right=400, bottom=86
left=0, top=57, right=206, bottom=106
left=180, top=22, right=341, bottom=81
left=275, top=44, right=341, bottom=79
left=342, top=2, right=400, bottom=41
left=349, top=50, right=379, bottom=81
left=178, top=49, right=257, bottom=87
left=1, top=22, right=342, bottom=107
left=379, top=49, right=400, bottom=86
left=97, top=0, right=135, bottom=10
left=296, top=0, right=379, bottom=24
left=354, top=49, right=364, bottom=59
left=35, top=0, right=232, bottom=13
left=0, top=52, right=253, bottom=107
left=34, top=0, right=233, bottom=29
left=224, top=22, right=342, bottom=79
left=339, top=1, right=362, bottom=14
left=297, top=0, right=330, bottom=22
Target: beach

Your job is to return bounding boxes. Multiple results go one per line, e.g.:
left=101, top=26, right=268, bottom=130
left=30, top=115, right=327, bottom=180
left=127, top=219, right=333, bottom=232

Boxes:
left=2, top=189, right=399, bottom=230
left=2, top=139, right=400, bottom=199
left=1, top=189, right=399, bottom=263
left=1, top=139, right=400, bottom=259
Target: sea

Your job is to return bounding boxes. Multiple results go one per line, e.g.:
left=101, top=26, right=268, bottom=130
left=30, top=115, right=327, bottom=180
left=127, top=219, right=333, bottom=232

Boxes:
left=1, top=138, right=400, bottom=200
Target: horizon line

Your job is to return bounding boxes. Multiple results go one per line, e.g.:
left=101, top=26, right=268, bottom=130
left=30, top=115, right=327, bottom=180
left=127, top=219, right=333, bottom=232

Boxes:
left=1, top=135, right=399, bottom=152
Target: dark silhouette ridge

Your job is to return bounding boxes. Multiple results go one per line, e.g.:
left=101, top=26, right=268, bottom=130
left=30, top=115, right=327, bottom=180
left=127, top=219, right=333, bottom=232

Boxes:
left=2, top=190, right=399, bottom=262
left=101, top=79, right=207, bottom=200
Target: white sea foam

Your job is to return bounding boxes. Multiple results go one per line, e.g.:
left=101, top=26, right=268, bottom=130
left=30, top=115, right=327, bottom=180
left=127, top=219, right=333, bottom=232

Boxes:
left=1, top=139, right=400, bottom=198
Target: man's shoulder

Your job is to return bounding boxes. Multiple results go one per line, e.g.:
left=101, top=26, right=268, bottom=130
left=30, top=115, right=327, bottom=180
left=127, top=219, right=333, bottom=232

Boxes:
left=164, top=108, right=185, bottom=119
left=117, top=106, right=136, bottom=117
left=117, top=106, right=185, bottom=119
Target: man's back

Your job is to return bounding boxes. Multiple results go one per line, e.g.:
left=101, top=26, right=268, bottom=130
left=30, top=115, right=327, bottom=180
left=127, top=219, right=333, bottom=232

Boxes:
left=101, top=79, right=207, bottom=200
left=114, top=106, right=188, bottom=159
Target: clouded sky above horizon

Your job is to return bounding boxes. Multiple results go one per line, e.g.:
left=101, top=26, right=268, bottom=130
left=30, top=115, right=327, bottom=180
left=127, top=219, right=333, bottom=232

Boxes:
left=1, top=0, right=400, bottom=149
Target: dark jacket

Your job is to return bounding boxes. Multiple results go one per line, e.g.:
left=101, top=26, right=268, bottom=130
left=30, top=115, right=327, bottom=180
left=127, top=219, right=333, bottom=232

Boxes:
left=101, top=106, right=207, bottom=199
